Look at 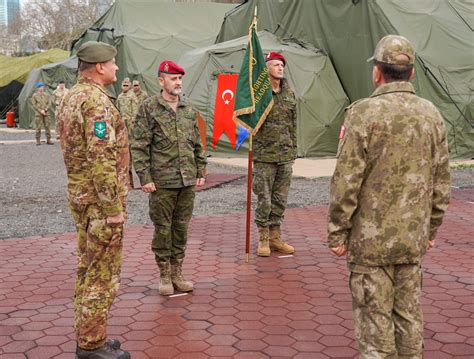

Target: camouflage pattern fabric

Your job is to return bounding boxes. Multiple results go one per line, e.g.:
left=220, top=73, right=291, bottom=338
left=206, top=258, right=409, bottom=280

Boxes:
left=328, top=81, right=451, bottom=266
left=252, top=161, right=293, bottom=228
left=350, top=264, right=423, bottom=358
left=56, top=75, right=129, bottom=349
left=135, top=89, right=149, bottom=105
left=32, top=91, right=51, bottom=140
left=56, top=75, right=130, bottom=216
left=149, top=186, right=195, bottom=264
left=116, top=90, right=139, bottom=132
left=52, top=87, right=69, bottom=117
left=131, top=94, right=207, bottom=188
left=253, top=78, right=297, bottom=163
left=69, top=202, right=124, bottom=350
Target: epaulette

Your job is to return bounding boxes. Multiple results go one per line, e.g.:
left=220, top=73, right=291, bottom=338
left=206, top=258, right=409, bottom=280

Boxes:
left=344, top=98, right=365, bottom=112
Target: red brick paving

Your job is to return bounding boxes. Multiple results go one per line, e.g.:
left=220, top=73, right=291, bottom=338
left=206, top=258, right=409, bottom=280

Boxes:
left=0, top=191, right=473, bottom=358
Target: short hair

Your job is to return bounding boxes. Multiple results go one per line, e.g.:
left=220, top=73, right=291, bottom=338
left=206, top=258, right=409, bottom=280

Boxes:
left=78, top=60, right=96, bottom=72
left=374, top=60, right=413, bottom=82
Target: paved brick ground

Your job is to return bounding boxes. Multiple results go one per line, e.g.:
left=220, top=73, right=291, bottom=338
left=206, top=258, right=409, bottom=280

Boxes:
left=0, top=191, right=473, bottom=358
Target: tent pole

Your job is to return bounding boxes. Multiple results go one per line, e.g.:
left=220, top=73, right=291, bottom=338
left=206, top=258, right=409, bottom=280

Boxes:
left=245, top=134, right=253, bottom=263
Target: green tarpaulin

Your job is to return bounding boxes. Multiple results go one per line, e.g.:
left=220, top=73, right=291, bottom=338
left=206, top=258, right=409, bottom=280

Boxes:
left=180, top=31, right=349, bottom=156
left=217, top=0, right=474, bottom=158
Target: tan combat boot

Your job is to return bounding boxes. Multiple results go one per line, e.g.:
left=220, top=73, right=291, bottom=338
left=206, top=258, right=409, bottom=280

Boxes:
left=269, top=226, right=295, bottom=254
left=171, top=258, right=193, bottom=292
left=36, top=139, right=41, bottom=146
left=257, top=227, right=271, bottom=257
left=46, top=139, right=54, bottom=145
left=157, top=260, right=174, bottom=296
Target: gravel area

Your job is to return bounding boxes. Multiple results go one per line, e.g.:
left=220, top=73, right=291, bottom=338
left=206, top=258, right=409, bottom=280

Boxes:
left=1, top=129, right=472, bottom=239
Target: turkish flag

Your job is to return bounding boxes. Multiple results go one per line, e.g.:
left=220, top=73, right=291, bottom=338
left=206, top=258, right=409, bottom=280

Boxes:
left=212, top=73, right=238, bottom=149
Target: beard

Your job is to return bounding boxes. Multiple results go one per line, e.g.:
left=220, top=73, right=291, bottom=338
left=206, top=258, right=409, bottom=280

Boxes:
left=169, top=87, right=182, bottom=96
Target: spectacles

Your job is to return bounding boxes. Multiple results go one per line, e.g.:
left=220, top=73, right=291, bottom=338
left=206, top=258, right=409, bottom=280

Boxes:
left=133, top=84, right=139, bottom=87
left=122, top=84, right=129, bottom=87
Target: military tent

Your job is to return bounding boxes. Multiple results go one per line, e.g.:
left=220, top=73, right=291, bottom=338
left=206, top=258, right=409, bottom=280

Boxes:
left=217, top=0, right=474, bottom=158
left=0, top=49, right=69, bottom=120
left=18, top=0, right=234, bottom=129
left=180, top=30, right=349, bottom=156
left=18, top=56, right=77, bottom=129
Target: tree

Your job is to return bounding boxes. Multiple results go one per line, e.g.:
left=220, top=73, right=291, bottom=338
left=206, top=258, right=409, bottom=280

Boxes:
left=19, top=0, right=113, bottom=51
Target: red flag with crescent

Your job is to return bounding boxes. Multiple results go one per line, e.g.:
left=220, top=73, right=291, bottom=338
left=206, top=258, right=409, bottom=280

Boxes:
left=212, top=73, right=238, bottom=149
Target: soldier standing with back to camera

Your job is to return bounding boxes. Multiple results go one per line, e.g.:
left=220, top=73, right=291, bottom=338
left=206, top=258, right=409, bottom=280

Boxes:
left=56, top=41, right=130, bottom=359
left=253, top=52, right=297, bottom=257
left=131, top=60, right=207, bottom=296
left=327, top=35, right=451, bottom=358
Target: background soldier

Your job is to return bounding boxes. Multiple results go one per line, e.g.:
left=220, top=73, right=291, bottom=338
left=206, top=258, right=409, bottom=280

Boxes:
left=56, top=41, right=131, bottom=359
left=132, top=79, right=149, bottom=105
left=31, top=82, right=53, bottom=145
left=327, top=35, right=451, bottom=358
left=117, top=77, right=139, bottom=187
left=52, top=80, right=69, bottom=139
left=253, top=52, right=297, bottom=257
left=131, top=60, right=207, bottom=296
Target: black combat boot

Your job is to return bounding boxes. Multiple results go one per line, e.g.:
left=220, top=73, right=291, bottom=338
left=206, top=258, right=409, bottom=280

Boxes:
left=76, top=340, right=130, bottom=359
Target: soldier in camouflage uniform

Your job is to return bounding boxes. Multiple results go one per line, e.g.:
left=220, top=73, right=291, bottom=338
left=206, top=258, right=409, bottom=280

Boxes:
left=132, top=79, right=149, bottom=105
left=31, top=82, right=53, bottom=145
left=117, top=77, right=139, bottom=188
left=56, top=41, right=131, bottom=359
left=253, top=52, right=297, bottom=257
left=52, top=81, right=69, bottom=139
left=131, top=60, right=206, bottom=296
left=327, top=35, right=451, bottom=358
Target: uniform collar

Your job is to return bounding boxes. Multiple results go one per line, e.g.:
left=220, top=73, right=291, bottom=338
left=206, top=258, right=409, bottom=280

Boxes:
left=77, top=75, right=117, bottom=101
left=158, top=92, right=187, bottom=110
left=370, top=81, right=415, bottom=98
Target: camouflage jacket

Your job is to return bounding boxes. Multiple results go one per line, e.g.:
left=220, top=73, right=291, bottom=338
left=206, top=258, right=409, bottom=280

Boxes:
left=253, top=78, right=297, bottom=162
left=131, top=94, right=207, bottom=188
left=134, top=89, right=149, bottom=105
left=116, top=90, right=139, bottom=129
left=31, top=92, right=50, bottom=114
left=56, top=76, right=130, bottom=216
left=52, top=88, right=69, bottom=108
left=327, top=81, right=451, bottom=266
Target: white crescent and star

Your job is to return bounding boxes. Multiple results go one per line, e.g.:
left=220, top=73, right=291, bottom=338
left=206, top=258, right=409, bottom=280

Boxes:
left=222, top=89, right=234, bottom=105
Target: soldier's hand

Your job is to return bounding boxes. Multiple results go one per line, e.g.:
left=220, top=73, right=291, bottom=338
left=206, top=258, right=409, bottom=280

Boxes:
left=330, top=244, right=347, bottom=257
left=107, top=212, right=124, bottom=226
left=427, top=240, right=435, bottom=250
left=142, top=182, right=156, bottom=193
left=196, top=178, right=206, bottom=187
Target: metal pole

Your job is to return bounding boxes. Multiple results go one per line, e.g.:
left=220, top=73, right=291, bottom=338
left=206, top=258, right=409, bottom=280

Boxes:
left=245, top=134, right=253, bottom=263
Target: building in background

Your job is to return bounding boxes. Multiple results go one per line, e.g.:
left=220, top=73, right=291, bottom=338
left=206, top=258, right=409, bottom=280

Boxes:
left=0, top=0, right=20, bottom=33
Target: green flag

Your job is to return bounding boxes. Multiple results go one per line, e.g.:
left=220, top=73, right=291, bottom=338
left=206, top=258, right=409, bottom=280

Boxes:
left=233, top=25, right=273, bottom=135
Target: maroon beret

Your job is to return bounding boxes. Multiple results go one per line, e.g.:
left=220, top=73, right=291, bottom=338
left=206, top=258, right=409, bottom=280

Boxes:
left=158, top=60, right=185, bottom=75
left=265, top=52, right=286, bottom=66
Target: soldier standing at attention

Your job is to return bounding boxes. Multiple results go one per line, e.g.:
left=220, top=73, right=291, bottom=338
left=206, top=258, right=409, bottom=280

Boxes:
left=117, top=77, right=139, bottom=187
left=132, top=79, right=149, bottom=105
left=52, top=80, right=69, bottom=139
left=254, top=52, right=297, bottom=257
left=131, top=60, right=207, bottom=296
left=31, top=82, right=53, bottom=145
left=327, top=35, right=451, bottom=358
left=56, top=41, right=130, bottom=359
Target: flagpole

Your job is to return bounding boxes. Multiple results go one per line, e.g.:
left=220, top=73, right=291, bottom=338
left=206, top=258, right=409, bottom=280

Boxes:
left=245, top=134, right=253, bottom=263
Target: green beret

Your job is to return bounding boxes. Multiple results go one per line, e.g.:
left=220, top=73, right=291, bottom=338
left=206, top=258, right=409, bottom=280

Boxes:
left=77, top=41, right=117, bottom=63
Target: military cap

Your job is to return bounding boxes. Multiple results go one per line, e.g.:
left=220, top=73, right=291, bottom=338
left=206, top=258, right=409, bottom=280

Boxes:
left=265, top=52, right=286, bottom=66
left=76, top=41, right=117, bottom=63
left=158, top=60, right=185, bottom=75
left=122, top=77, right=131, bottom=86
left=367, top=35, right=415, bottom=65
left=36, top=82, right=44, bottom=88
left=132, top=80, right=140, bottom=86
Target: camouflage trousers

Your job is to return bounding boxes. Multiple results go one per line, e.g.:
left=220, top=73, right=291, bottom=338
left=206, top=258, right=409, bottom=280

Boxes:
left=149, top=186, right=195, bottom=265
left=252, top=161, right=293, bottom=228
left=34, top=113, right=51, bottom=140
left=350, top=263, right=423, bottom=358
left=69, top=202, right=124, bottom=350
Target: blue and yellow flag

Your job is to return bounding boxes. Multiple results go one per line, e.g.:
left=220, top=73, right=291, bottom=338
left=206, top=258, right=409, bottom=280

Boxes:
left=233, top=24, right=273, bottom=135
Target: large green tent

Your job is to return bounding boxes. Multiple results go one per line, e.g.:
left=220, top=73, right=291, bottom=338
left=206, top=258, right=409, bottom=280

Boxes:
left=180, top=30, right=349, bottom=156
left=18, top=0, right=234, bottom=129
left=217, top=0, right=474, bottom=158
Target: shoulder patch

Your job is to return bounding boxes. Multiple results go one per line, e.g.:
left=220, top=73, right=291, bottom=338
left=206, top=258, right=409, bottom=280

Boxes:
left=94, top=121, right=107, bottom=139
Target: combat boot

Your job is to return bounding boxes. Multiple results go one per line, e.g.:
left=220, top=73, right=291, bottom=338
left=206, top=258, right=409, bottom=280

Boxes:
left=157, top=260, right=174, bottom=296
left=36, top=139, right=41, bottom=146
left=171, top=258, right=193, bottom=292
left=257, top=227, right=271, bottom=257
left=46, top=139, right=54, bottom=145
left=76, top=340, right=130, bottom=359
left=269, top=226, right=295, bottom=254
